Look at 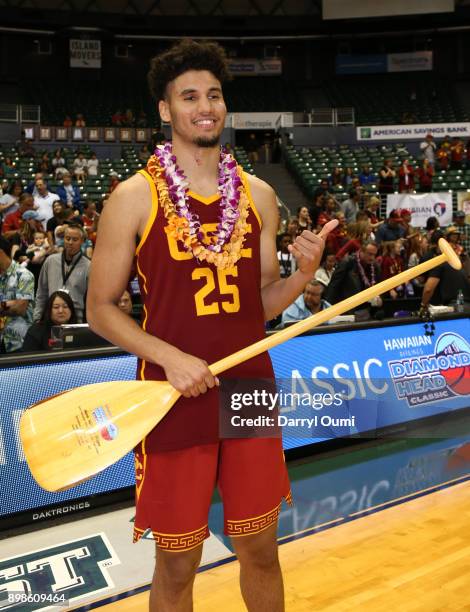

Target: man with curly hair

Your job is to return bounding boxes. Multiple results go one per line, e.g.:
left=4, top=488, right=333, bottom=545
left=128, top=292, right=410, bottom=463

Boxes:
left=88, top=39, right=336, bottom=611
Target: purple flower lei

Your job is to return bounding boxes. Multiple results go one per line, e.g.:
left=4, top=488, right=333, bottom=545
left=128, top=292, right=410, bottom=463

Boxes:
left=154, top=142, right=242, bottom=253
left=355, top=250, right=376, bottom=288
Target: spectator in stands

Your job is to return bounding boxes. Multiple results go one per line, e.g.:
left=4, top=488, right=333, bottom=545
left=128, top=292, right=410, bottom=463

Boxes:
left=25, top=172, right=45, bottom=196
left=0, top=182, right=22, bottom=222
left=450, top=138, right=464, bottom=170
left=55, top=173, right=81, bottom=211
left=19, top=140, right=35, bottom=158
left=397, top=208, right=417, bottom=239
left=436, top=145, right=450, bottom=171
left=139, top=144, right=151, bottom=162
left=420, top=133, right=436, bottom=166
left=398, top=159, right=415, bottom=193
left=408, top=233, right=428, bottom=291
left=445, top=225, right=465, bottom=256
left=296, top=206, right=312, bottom=232
left=359, top=165, right=376, bottom=186
left=453, top=210, right=470, bottom=253
left=2, top=157, right=16, bottom=178
left=35, top=152, right=52, bottom=175
left=87, top=152, right=99, bottom=177
left=342, top=167, right=355, bottom=188
left=326, top=241, right=382, bottom=316
left=421, top=237, right=470, bottom=307
left=417, top=158, right=434, bottom=192
left=33, top=178, right=60, bottom=229
left=335, top=221, right=370, bottom=261
left=380, top=240, right=410, bottom=299
left=314, top=252, right=336, bottom=287
left=10, top=211, right=44, bottom=264
left=82, top=200, right=99, bottom=244
left=364, top=196, right=381, bottom=227
left=112, top=110, right=124, bottom=126
left=118, top=289, right=134, bottom=316
left=375, top=210, right=406, bottom=245
left=277, top=233, right=295, bottom=278
left=281, top=280, right=331, bottom=325
left=22, top=290, right=78, bottom=351
left=34, top=224, right=90, bottom=323
left=325, top=211, right=348, bottom=253
left=246, top=133, right=259, bottom=164
left=2, top=193, right=36, bottom=238
left=73, top=152, right=87, bottom=182
left=108, top=172, right=120, bottom=194
left=317, top=196, right=338, bottom=228
left=313, top=179, right=332, bottom=202
left=0, top=235, right=35, bottom=352
left=124, top=109, right=135, bottom=127
left=425, top=216, right=440, bottom=242
left=309, top=193, right=326, bottom=228
left=75, top=113, right=86, bottom=127
left=46, top=201, right=66, bottom=247
left=378, top=160, right=396, bottom=195
left=285, top=216, right=300, bottom=240
left=137, top=111, right=148, bottom=128
left=330, top=167, right=343, bottom=186
left=52, top=149, right=67, bottom=178
left=63, top=116, right=73, bottom=128
left=340, top=188, right=360, bottom=225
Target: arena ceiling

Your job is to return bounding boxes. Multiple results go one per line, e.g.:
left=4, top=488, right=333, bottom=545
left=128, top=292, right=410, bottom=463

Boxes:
left=0, top=0, right=469, bottom=36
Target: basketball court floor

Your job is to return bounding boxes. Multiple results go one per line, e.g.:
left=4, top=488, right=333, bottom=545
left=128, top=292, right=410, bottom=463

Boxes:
left=2, top=424, right=470, bottom=611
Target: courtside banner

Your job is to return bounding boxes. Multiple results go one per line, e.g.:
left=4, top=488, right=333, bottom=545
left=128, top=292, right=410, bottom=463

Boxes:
left=70, top=39, right=101, bottom=69
left=357, top=122, right=470, bottom=141
left=386, top=192, right=453, bottom=227
left=227, top=59, right=282, bottom=76
left=1, top=318, right=468, bottom=522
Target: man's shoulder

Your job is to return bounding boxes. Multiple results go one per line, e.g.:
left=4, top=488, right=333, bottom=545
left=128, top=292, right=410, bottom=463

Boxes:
left=12, top=262, right=34, bottom=282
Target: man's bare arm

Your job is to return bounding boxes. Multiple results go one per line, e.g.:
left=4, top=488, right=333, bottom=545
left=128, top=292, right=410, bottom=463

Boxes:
left=87, top=174, right=216, bottom=397
left=247, top=175, right=337, bottom=321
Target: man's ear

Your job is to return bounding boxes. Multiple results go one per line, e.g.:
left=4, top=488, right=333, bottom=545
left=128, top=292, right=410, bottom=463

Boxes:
left=159, top=100, right=171, bottom=124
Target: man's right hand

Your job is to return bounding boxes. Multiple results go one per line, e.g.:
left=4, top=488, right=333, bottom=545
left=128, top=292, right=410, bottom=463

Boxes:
left=160, top=348, right=219, bottom=398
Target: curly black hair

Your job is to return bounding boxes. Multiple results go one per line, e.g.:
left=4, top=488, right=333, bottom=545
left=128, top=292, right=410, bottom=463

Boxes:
left=147, top=38, right=231, bottom=103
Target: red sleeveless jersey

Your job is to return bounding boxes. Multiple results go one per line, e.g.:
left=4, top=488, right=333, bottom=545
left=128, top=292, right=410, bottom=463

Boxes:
left=135, top=166, right=274, bottom=452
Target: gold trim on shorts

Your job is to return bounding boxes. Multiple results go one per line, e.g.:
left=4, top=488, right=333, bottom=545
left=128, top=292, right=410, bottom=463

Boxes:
left=133, top=524, right=209, bottom=551
left=227, top=491, right=293, bottom=537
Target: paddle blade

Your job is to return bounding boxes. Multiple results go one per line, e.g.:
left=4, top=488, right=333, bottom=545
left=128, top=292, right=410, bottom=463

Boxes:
left=20, top=380, right=180, bottom=492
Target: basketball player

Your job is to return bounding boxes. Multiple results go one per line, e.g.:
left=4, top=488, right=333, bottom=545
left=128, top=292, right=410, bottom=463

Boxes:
left=87, top=39, right=336, bottom=612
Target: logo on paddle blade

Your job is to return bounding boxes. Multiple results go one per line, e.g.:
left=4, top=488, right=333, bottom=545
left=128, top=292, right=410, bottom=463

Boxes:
left=92, top=405, right=118, bottom=441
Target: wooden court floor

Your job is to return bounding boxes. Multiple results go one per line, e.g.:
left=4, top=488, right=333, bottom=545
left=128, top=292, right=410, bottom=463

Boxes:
left=80, top=479, right=470, bottom=611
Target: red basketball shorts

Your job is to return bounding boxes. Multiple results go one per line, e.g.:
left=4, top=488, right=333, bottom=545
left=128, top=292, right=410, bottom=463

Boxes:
left=133, top=438, right=292, bottom=552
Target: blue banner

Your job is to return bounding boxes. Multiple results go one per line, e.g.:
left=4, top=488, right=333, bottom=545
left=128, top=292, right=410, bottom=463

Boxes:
left=336, top=54, right=387, bottom=75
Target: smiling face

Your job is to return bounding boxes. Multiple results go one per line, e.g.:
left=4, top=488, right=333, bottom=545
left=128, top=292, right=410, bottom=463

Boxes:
left=158, top=70, right=227, bottom=148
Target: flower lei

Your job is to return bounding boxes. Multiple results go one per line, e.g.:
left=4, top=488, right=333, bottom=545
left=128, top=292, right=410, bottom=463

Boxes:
left=355, top=250, right=376, bottom=288
left=147, top=142, right=250, bottom=269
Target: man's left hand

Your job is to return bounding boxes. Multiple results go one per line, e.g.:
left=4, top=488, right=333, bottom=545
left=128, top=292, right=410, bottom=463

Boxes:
left=288, top=219, right=338, bottom=275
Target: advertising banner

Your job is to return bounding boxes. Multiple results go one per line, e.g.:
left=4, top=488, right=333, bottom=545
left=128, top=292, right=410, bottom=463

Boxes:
left=1, top=318, right=468, bottom=522
left=457, top=191, right=470, bottom=221
left=230, top=112, right=293, bottom=130
left=70, top=39, right=101, bottom=69
left=386, top=192, right=453, bottom=227
left=357, top=122, right=470, bottom=141
left=227, top=59, right=282, bottom=76
left=387, top=51, right=433, bottom=72
left=336, top=54, right=387, bottom=75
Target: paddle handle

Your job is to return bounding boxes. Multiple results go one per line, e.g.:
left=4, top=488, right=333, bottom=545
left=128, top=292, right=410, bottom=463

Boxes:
left=209, top=239, right=461, bottom=377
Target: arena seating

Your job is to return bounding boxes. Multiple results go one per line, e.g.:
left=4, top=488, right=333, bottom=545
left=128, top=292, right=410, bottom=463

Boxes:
left=285, top=144, right=470, bottom=200
left=323, top=74, right=467, bottom=125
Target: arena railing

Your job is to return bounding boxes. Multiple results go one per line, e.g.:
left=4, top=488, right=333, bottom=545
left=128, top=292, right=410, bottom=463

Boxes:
left=0, top=104, right=40, bottom=124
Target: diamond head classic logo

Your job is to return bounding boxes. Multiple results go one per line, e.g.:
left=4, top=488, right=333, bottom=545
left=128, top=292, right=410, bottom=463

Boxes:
left=0, top=534, right=120, bottom=611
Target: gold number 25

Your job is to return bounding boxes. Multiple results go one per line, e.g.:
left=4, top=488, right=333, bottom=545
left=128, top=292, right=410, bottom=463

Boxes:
left=192, top=267, right=240, bottom=316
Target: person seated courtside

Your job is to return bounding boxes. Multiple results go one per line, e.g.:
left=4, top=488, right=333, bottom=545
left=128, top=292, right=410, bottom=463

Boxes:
left=22, top=290, right=77, bottom=351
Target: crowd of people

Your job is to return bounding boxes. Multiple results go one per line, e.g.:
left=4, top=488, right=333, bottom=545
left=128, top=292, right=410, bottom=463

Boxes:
left=274, top=194, right=470, bottom=326
left=0, top=140, right=469, bottom=353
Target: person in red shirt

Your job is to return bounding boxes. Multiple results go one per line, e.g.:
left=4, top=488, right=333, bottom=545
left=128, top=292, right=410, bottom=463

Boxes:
left=450, top=138, right=464, bottom=170
left=317, top=196, right=338, bottom=228
left=437, top=146, right=449, bottom=170
left=82, top=200, right=99, bottom=244
left=380, top=239, right=406, bottom=298
left=325, top=211, right=348, bottom=254
left=398, top=159, right=415, bottom=193
left=1, top=193, right=38, bottom=237
left=417, top=159, right=434, bottom=192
